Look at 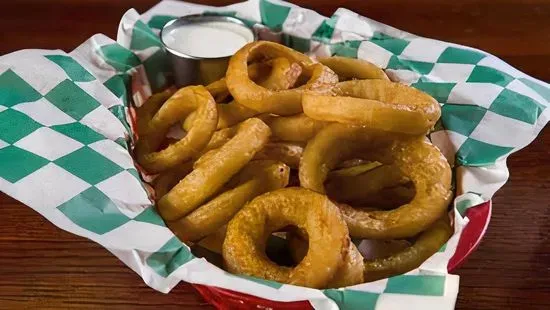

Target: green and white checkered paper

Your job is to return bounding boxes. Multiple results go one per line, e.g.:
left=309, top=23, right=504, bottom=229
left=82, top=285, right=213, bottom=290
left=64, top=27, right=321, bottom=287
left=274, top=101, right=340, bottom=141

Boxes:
left=0, top=0, right=548, bottom=309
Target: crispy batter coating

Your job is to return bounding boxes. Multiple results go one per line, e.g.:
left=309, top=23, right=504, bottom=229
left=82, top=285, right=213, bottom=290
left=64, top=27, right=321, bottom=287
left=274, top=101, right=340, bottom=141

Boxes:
left=223, top=188, right=349, bottom=288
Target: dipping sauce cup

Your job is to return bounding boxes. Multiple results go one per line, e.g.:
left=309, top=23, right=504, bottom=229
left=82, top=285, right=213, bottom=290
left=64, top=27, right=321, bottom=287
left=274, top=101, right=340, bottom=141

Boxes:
left=160, top=15, right=256, bottom=87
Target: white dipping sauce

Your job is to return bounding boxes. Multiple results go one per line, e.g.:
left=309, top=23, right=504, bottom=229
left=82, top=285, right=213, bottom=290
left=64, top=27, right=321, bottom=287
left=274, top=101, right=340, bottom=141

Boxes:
left=162, top=21, right=254, bottom=58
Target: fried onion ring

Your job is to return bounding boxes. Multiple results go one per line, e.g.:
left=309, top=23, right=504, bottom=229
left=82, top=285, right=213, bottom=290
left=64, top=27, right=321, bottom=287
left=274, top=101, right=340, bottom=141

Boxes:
left=226, top=41, right=338, bottom=115
left=303, top=80, right=440, bottom=135
left=254, top=142, right=304, bottom=169
left=167, top=160, right=290, bottom=242
left=135, top=86, right=217, bottom=173
left=214, top=58, right=302, bottom=128
left=193, top=115, right=320, bottom=158
left=329, top=161, right=381, bottom=177
left=318, top=56, right=389, bottom=81
left=196, top=226, right=227, bottom=255
left=188, top=58, right=302, bottom=129
left=183, top=57, right=303, bottom=131
left=201, top=126, right=239, bottom=154
left=153, top=161, right=194, bottom=199
left=299, top=123, right=452, bottom=239
left=157, top=118, right=271, bottom=221
left=362, top=218, right=452, bottom=282
left=290, top=215, right=451, bottom=284
left=258, top=57, right=303, bottom=91
left=205, top=79, right=231, bottom=103
left=202, top=60, right=274, bottom=104
left=326, top=163, right=416, bottom=209
left=223, top=187, right=349, bottom=288
left=326, top=164, right=411, bottom=203
left=262, top=114, right=329, bottom=142
left=335, top=158, right=372, bottom=169
left=288, top=231, right=365, bottom=288
left=135, top=89, right=174, bottom=135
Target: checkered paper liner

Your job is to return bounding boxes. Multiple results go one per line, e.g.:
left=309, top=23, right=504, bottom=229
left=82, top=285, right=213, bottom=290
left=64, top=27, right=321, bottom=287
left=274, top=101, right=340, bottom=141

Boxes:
left=0, top=0, right=548, bottom=309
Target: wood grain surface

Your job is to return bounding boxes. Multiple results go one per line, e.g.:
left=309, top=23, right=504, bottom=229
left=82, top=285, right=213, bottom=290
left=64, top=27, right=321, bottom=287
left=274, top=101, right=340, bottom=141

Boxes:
left=1, top=1, right=549, bottom=309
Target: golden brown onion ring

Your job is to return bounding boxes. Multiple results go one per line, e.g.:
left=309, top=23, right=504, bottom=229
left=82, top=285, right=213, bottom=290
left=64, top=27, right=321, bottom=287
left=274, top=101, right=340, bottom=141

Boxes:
left=157, top=118, right=271, bottom=221
left=359, top=239, right=412, bottom=261
left=196, top=226, right=227, bottom=255
left=262, top=114, right=329, bottom=142
left=183, top=57, right=303, bottom=131
left=318, top=56, right=389, bottom=81
left=258, top=57, right=303, bottom=91
left=350, top=185, right=417, bottom=210
left=167, top=160, right=290, bottom=242
left=226, top=41, right=338, bottom=115
left=203, top=57, right=287, bottom=103
left=223, top=187, right=349, bottom=288
left=329, top=161, right=381, bottom=178
left=299, top=124, right=382, bottom=193
left=362, top=218, right=452, bottom=282
left=217, top=58, right=303, bottom=127
left=299, top=123, right=452, bottom=239
left=303, top=80, right=440, bottom=135
left=327, top=163, right=416, bottom=209
left=254, top=142, right=304, bottom=169
left=203, top=55, right=285, bottom=103
left=153, top=161, right=194, bottom=199
left=194, top=114, right=322, bottom=156
left=288, top=231, right=364, bottom=288
left=205, top=78, right=231, bottom=103
left=200, top=126, right=240, bottom=156
left=135, top=86, right=217, bottom=173
left=335, top=158, right=372, bottom=169
left=326, top=164, right=409, bottom=203
left=135, top=89, right=174, bottom=135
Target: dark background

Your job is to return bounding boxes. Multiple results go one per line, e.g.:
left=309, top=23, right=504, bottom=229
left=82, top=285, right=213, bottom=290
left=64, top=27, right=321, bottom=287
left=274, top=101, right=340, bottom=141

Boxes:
left=1, top=1, right=549, bottom=309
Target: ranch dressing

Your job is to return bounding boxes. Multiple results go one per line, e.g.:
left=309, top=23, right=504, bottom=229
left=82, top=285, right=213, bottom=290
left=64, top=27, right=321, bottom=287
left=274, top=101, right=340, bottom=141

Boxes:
left=162, top=21, right=255, bottom=58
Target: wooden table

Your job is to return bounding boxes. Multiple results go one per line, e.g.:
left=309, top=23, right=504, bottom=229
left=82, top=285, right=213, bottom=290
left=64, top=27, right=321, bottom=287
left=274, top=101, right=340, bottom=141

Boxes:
left=1, top=1, right=549, bottom=309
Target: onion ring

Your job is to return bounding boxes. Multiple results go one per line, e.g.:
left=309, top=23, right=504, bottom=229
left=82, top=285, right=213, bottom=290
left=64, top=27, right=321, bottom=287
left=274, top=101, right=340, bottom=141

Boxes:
left=299, top=123, right=452, bottom=239
left=223, top=187, right=349, bottom=288
left=258, top=57, right=303, bottom=91
left=329, top=161, right=381, bottom=177
left=183, top=57, right=303, bottom=131
left=157, top=117, right=271, bottom=221
left=262, top=114, right=329, bottom=142
left=289, top=215, right=451, bottom=284
left=254, top=142, right=304, bottom=169
left=153, top=161, right=194, bottom=199
left=299, top=124, right=384, bottom=194
left=318, top=56, right=389, bottom=81
left=226, top=41, right=338, bottom=115
left=362, top=218, right=452, bottom=282
left=135, top=86, right=217, bottom=173
left=327, top=163, right=416, bottom=209
left=200, top=126, right=239, bottom=156
left=196, top=140, right=302, bottom=171
left=203, top=57, right=290, bottom=102
left=196, top=226, right=227, bottom=255
left=167, top=160, right=290, bottom=242
left=193, top=114, right=321, bottom=158
left=326, top=164, right=410, bottom=203
left=288, top=231, right=365, bottom=288
left=360, top=239, right=412, bottom=261
left=135, top=89, right=174, bottom=135
left=205, top=79, right=231, bottom=103
left=348, top=185, right=417, bottom=210
left=303, top=80, right=440, bottom=135
left=335, top=158, right=372, bottom=169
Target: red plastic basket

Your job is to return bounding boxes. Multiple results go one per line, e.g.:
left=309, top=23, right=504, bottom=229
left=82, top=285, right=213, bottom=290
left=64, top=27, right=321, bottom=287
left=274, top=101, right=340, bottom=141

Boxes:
left=191, top=201, right=492, bottom=309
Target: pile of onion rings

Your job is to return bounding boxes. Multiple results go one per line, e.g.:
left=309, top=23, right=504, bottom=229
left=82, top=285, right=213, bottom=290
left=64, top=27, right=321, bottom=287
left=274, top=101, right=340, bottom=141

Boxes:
left=134, top=40, right=453, bottom=289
